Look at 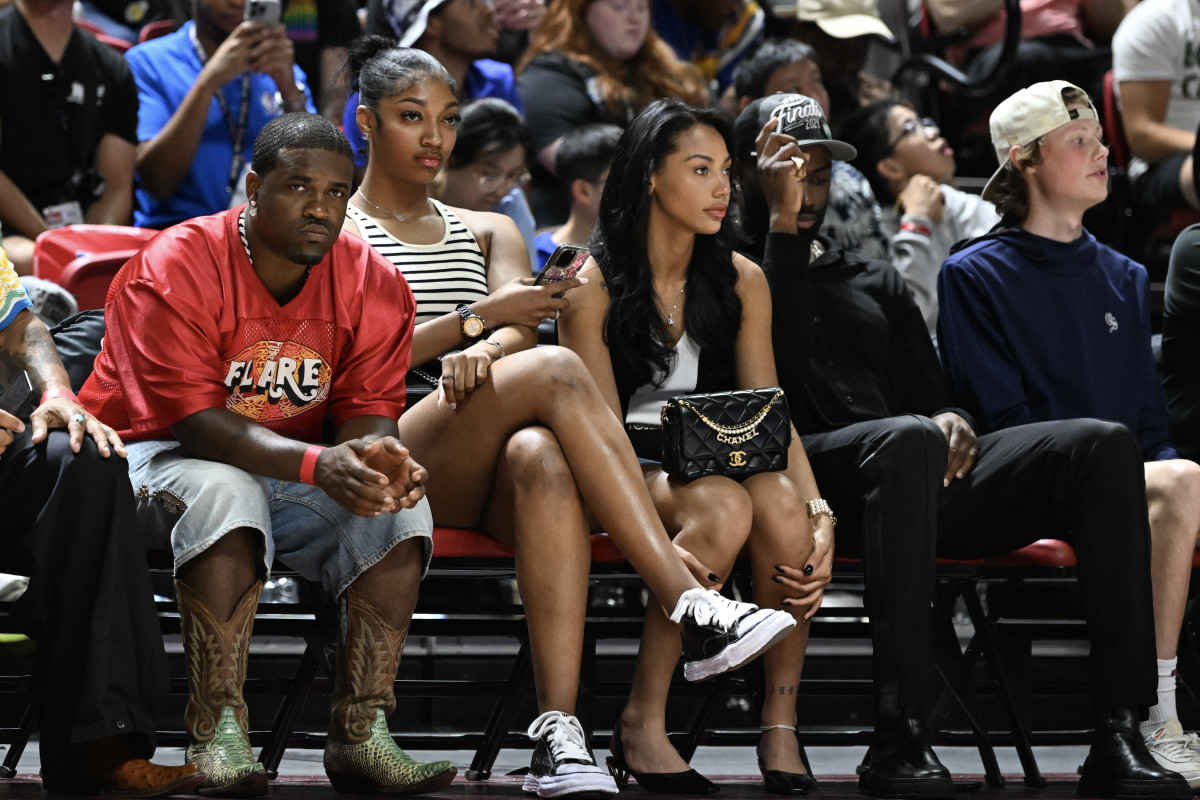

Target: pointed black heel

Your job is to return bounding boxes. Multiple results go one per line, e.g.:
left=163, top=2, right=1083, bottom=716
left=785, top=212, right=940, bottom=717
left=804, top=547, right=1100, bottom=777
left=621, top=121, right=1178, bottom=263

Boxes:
left=605, top=721, right=719, bottom=794
left=758, top=724, right=818, bottom=795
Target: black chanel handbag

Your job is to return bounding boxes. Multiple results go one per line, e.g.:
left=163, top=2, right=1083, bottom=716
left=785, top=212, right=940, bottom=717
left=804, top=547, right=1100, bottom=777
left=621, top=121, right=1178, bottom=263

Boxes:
left=659, top=388, right=791, bottom=481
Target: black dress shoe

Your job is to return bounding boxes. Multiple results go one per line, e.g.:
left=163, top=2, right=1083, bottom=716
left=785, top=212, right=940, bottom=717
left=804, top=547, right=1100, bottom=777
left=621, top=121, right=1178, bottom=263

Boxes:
left=857, top=717, right=955, bottom=799
left=605, top=722, right=718, bottom=794
left=1077, top=708, right=1191, bottom=799
left=758, top=725, right=817, bottom=795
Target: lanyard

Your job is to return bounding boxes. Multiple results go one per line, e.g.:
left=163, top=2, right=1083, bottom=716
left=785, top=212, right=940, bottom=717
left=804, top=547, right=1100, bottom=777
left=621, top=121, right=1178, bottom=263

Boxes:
left=189, top=24, right=252, bottom=196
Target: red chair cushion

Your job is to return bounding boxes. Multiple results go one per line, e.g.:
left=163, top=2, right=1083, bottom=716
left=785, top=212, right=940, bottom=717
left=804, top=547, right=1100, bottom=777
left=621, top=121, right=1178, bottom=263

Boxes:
left=33, top=224, right=156, bottom=285
left=431, top=527, right=629, bottom=563
left=58, top=249, right=139, bottom=310
left=837, top=538, right=1077, bottom=568
left=980, top=538, right=1076, bottom=568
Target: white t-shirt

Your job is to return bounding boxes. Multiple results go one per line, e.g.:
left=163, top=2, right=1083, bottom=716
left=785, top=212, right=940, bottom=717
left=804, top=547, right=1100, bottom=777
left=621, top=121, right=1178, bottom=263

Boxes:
left=625, top=332, right=701, bottom=427
left=1113, top=0, right=1200, bottom=175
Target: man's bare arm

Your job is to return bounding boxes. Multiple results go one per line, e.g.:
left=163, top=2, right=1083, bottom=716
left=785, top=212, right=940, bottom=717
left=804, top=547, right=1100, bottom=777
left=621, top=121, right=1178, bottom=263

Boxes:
left=0, top=309, right=72, bottom=394
left=0, top=120, right=49, bottom=240
left=172, top=408, right=401, bottom=516
left=0, top=308, right=124, bottom=455
left=333, top=413, right=399, bottom=445
left=85, top=133, right=136, bottom=225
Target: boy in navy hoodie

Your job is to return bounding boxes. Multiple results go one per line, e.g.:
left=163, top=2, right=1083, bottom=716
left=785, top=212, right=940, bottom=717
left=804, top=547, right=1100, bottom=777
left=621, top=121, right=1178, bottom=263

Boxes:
left=939, top=80, right=1200, bottom=786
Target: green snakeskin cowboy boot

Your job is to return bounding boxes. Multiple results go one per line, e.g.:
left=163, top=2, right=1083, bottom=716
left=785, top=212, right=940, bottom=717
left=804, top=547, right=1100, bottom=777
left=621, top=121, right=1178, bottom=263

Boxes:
left=323, top=584, right=457, bottom=794
left=176, top=579, right=269, bottom=797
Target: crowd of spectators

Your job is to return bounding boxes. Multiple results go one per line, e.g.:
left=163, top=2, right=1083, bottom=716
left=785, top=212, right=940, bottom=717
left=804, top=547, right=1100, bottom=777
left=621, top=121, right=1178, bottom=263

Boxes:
left=8, top=0, right=1200, bottom=798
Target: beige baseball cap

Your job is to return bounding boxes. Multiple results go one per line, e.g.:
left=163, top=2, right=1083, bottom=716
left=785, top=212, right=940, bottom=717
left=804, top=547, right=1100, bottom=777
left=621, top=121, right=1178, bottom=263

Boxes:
left=981, top=80, right=1099, bottom=201
left=795, top=0, right=895, bottom=41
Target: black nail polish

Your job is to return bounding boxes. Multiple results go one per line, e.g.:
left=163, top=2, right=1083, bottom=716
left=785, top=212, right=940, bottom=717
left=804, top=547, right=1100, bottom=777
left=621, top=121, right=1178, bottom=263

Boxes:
left=803, top=565, right=814, bottom=576
left=774, top=564, right=785, bottom=573
left=707, top=573, right=720, bottom=582
left=772, top=575, right=783, bottom=583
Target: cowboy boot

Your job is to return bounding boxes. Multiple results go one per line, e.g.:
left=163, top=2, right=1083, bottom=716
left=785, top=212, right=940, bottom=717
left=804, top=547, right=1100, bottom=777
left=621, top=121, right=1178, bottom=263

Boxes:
left=323, top=584, right=457, bottom=794
left=176, top=579, right=268, bottom=797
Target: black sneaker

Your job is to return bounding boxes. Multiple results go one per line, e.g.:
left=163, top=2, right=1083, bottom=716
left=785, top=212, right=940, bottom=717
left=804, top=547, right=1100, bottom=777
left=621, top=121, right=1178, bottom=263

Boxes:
left=523, top=711, right=619, bottom=799
left=670, top=589, right=796, bottom=682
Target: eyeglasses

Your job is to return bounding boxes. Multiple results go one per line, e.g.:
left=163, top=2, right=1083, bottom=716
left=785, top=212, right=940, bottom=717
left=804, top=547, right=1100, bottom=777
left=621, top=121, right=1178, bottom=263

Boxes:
left=478, top=169, right=532, bottom=193
left=594, top=0, right=650, bottom=14
left=886, top=117, right=940, bottom=151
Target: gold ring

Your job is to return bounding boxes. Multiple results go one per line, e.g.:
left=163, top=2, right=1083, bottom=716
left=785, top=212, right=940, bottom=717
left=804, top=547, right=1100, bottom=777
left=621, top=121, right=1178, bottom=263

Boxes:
left=790, top=156, right=805, bottom=171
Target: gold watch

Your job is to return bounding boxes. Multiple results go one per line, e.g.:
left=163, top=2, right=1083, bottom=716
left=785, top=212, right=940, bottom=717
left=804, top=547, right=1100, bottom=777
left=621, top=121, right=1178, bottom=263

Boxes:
left=456, top=304, right=485, bottom=338
left=805, top=498, right=837, bottom=528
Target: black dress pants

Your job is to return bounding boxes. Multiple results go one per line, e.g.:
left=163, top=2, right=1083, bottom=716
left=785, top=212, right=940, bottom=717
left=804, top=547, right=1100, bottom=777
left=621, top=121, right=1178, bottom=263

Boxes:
left=803, top=416, right=1157, bottom=719
left=0, top=428, right=168, bottom=770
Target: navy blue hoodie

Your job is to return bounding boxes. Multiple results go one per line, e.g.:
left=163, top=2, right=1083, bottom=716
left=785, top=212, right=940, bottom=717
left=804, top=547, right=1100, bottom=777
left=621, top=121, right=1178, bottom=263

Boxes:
left=937, top=227, right=1175, bottom=461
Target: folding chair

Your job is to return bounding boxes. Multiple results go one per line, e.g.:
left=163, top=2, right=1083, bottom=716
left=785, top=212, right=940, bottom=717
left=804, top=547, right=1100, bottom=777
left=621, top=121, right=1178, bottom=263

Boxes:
left=33, top=224, right=156, bottom=286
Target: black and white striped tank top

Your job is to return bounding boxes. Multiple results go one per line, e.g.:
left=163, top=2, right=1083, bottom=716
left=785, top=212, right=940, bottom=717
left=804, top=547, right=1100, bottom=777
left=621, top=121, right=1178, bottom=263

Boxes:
left=347, top=200, right=488, bottom=324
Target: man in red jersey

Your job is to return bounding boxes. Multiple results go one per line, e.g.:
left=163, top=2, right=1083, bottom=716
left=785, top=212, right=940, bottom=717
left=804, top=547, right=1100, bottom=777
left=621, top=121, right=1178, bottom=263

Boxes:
left=79, top=112, right=457, bottom=798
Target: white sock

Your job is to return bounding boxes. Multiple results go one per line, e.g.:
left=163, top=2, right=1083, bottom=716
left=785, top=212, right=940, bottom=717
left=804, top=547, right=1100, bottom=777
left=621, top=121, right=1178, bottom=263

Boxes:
left=1141, top=658, right=1179, bottom=737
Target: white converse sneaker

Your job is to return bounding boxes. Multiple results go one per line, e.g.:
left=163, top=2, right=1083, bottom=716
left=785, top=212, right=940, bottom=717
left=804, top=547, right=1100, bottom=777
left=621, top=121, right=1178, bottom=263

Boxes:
left=523, top=711, right=619, bottom=799
left=1145, top=719, right=1200, bottom=789
left=670, top=588, right=796, bottom=682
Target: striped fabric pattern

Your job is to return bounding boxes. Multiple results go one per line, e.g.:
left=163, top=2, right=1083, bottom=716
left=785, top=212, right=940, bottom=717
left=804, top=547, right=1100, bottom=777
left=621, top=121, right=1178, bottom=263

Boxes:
left=347, top=200, right=488, bottom=325
left=0, top=249, right=31, bottom=332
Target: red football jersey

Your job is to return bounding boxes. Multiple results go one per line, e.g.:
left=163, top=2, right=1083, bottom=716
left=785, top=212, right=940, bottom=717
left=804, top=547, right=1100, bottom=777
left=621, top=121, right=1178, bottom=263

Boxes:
left=80, top=208, right=415, bottom=443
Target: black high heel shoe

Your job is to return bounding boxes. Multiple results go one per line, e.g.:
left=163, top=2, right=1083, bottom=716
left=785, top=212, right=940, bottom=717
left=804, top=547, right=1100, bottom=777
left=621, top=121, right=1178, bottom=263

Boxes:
left=605, top=722, right=719, bottom=794
left=758, top=725, right=818, bottom=796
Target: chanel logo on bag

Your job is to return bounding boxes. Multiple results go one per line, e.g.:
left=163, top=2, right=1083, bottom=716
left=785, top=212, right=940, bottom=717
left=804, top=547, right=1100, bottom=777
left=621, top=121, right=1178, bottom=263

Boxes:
left=660, top=388, right=791, bottom=481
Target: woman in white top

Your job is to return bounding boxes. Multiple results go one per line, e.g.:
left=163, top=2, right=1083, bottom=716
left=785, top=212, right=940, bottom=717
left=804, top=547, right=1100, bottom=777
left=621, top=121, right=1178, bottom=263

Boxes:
left=340, top=37, right=797, bottom=797
left=559, top=98, right=833, bottom=795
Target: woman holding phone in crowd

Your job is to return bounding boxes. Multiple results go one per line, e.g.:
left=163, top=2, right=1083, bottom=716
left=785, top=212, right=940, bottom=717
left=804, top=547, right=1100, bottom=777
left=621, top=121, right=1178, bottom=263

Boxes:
left=340, top=38, right=797, bottom=799
left=558, top=98, right=833, bottom=795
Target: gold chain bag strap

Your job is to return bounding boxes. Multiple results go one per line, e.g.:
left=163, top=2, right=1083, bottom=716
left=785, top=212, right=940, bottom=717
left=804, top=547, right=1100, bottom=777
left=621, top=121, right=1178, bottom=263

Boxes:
left=659, top=387, right=791, bottom=481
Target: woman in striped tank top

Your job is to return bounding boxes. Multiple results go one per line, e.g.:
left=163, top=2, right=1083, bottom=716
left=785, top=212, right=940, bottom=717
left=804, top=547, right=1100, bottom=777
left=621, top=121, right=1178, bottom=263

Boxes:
left=339, top=37, right=797, bottom=797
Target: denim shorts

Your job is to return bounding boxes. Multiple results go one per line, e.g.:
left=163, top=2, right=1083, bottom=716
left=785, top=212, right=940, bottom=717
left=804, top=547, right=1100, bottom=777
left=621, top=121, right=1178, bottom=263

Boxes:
left=126, top=440, right=433, bottom=597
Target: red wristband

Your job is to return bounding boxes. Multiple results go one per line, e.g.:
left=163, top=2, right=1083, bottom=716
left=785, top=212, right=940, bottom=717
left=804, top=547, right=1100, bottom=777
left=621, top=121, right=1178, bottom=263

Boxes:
left=40, top=388, right=78, bottom=405
left=300, top=445, right=324, bottom=486
left=899, top=220, right=932, bottom=237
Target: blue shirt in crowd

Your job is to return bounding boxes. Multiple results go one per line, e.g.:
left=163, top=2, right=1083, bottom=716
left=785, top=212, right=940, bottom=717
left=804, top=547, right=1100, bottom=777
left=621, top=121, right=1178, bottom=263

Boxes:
left=533, top=230, right=556, bottom=274
left=127, top=21, right=314, bottom=228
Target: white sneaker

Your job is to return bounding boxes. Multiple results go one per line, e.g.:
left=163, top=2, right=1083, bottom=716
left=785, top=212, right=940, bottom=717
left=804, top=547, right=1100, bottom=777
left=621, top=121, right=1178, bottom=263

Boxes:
left=670, top=588, right=796, bottom=682
left=523, top=711, right=619, bottom=798
left=1145, top=719, right=1200, bottom=790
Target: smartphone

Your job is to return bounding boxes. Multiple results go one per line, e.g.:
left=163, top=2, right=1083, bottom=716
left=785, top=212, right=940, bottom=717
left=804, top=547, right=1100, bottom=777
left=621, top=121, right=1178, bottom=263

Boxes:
left=244, top=0, right=282, bottom=26
left=0, top=371, right=33, bottom=422
left=534, top=243, right=589, bottom=298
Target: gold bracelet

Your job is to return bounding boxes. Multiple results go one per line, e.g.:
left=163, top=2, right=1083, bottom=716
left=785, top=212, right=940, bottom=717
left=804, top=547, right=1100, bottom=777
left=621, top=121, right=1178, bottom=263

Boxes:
left=805, top=498, right=837, bottom=528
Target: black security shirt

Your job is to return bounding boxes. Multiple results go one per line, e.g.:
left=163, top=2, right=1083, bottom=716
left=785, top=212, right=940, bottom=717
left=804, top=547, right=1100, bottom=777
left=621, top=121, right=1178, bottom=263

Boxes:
left=0, top=6, right=138, bottom=215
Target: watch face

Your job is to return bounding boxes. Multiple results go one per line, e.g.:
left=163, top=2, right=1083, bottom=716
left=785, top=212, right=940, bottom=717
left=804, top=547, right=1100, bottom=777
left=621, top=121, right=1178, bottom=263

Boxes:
left=463, top=316, right=485, bottom=338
